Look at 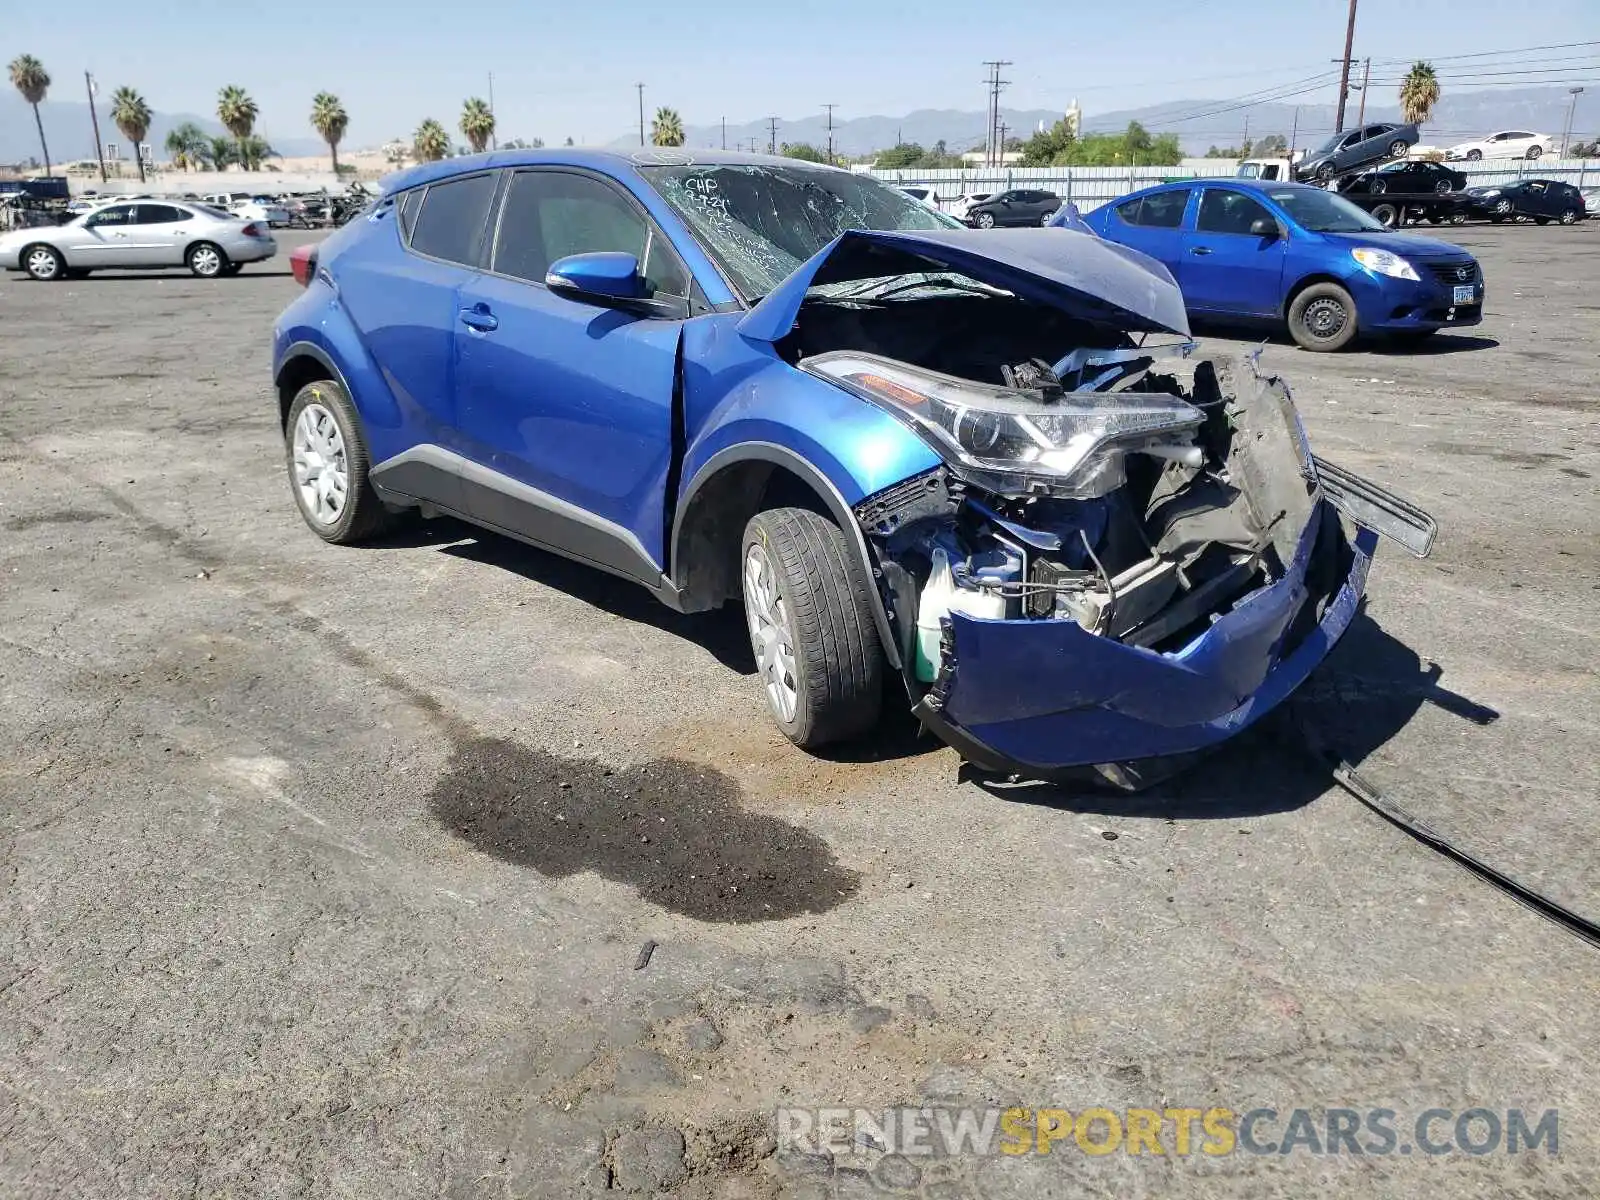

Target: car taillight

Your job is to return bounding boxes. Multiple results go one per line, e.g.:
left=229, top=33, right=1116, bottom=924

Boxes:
left=289, top=244, right=318, bottom=288
left=241, top=222, right=264, bottom=238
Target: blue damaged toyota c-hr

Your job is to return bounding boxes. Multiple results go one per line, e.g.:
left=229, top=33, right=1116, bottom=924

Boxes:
left=272, top=148, right=1435, bottom=787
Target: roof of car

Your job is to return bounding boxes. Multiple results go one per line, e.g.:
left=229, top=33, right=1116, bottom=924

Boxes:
left=381, top=147, right=845, bottom=194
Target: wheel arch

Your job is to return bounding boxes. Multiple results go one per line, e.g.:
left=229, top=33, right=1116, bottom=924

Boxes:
left=274, top=341, right=352, bottom=430
left=1282, top=271, right=1350, bottom=320
left=669, top=442, right=902, bottom=669
left=17, top=240, right=67, bottom=271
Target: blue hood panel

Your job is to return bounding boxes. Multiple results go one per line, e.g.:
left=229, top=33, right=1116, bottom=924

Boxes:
left=737, top=227, right=1190, bottom=344
left=1320, top=230, right=1472, bottom=260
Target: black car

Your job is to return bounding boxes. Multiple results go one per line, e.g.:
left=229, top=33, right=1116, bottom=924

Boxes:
left=965, top=189, right=1061, bottom=228
left=1342, top=159, right=1467, bottom=196
left=1294, top=122, right=1420, bottom=183
left=1461, top=179, right=1588, bottom=225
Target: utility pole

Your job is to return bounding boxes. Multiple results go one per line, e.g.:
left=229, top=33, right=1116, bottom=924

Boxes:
left=982, top=60, right=1012, bottom=167
left=1243, top=114, right=1250, bottom=154
left=720, top=116, right=726, bottom=150
left=998, top=121, right=1009, bottom=161
left=1332, top=0, right=1359, bottom=133
left=1355, top=57, right=1371, bottom=126
left=1560, top=87, right=1584, bottom=156
left=85, top=71, right=107, bottom=184
left=488, top=72, right=497, bottom=150
left=636, top=83, right=645, bottom=146
left=823, top=103, right=837, bottom=164
left=766, top=117, right=779, bottom=155
left=1289, top=105, right=1300, bottom=160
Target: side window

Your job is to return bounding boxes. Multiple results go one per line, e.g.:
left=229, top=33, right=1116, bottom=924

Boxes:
left=85, top=204, right=135, bottom=228
left=492, top=170, right=688, bottom=298
left=1137, top=189, right=1188, bottom=228
left=1196, top=189, right=1273, bottom=235
left=408, top=173, right=498, bottom=266
left=1113, top=196, right=1143, bottom=225
left=135, top=204, right=188, bottom=225
left=396, top=188, right=419, bottom=239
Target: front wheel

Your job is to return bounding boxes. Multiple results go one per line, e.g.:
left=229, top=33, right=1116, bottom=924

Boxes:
left=23, top=243, right=64, bottom=281
left=1288, top=282, right=1358, bottom=352
left=1388, top=140, right=1409, bottom=158
left=1316, top=162, right=1335, bottom=183
left=741, top=508, right=883, bottom=749
left=1448, top=211, right=1468, bottom=225
left=1435, top=179, right=1453, bottom=194
left=973, top=212, right=996, bottom=229
left=1371, top=202, right=1399, bottom=227
left=187, top=241, right=228, bottom=278
left=1465, top=150, right=1483, bottom=161
left=1525, top=145, right=1542, bottom=160
left=284, top=380, right=399, bottom=544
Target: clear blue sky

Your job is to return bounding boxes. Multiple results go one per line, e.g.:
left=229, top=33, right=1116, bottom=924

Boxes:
left=7, top=0, right=1598, bottom=147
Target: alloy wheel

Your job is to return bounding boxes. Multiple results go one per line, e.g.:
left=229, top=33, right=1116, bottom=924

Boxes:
left=742, top=543, right=798, bottom=724
left=25, top=247, right=58, bottom=280
left=190, top=244, right=222, bottom=277
left=291, top=403, right=349, bottom=526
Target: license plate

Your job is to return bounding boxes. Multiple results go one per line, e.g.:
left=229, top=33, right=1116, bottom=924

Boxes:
left=1453, top=284, right=1476, bottom=305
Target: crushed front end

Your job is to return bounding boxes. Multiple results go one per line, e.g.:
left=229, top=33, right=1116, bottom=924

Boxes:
left=837, top=352, right=1426, bottom=786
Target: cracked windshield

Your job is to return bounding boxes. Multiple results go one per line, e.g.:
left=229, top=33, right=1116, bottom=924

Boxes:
left=642, top=162, right=959, bottom=299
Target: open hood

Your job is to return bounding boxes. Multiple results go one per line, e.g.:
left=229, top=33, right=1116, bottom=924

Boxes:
left=736, top=227, right=1191, bottom=344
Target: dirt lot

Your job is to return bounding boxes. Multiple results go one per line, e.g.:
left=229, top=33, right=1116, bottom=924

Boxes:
left=2, top=223, right=1597, bottom=1199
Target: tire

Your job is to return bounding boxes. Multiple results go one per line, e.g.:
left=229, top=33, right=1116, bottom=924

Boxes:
left=1448, top=211, right=1468, bottom=225
left=1493, top=199, right=1512, bottom=215
left=1369, top=178, right=1387, bottom=194
left=283, top=379, right=399, bottom=544
left=1388, top=140, right=1409, bottom=159
left=1525, top=145, right=1542, bottom=160
left=740, top=508, right=884, bottom=749
left=1315, top=162, right=1335, bottom=183
left=974, top=212, right=996, bottom=229
left=186, top=241, right=228, bottom=278
left=1039, top=211, right=1053, bottom=226
left=1465, top=150, right=1483, bottom=161
left=1371, top=202, right=1399, bottom=227
left=1435, top=179, right=1453, bottom=194
left=1559, top=209, right=1580, bottom=226
left=22, top=243, right=64, bottom=281
left=1287, top=282, right=1358, bottom=352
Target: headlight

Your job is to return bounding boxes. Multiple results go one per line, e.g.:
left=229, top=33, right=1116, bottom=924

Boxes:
left=1351, top=247, right=1420, bottom=281
left=1478, top=188, right=1501, bottom=197
left=802, top=351, right=1203, bottom=499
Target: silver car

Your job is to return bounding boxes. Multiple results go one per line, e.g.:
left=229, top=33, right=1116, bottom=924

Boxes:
left=0, top=199, right=277, bottom=281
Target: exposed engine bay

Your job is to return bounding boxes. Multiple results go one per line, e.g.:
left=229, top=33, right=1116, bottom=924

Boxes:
left=783, top=283, right=1382, bottom=699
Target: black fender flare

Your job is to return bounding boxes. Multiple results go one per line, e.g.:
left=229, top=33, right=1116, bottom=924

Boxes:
left=670, top=441, right=903, bottom=670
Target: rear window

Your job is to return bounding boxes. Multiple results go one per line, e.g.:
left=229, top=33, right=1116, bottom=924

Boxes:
left=408, top=173, right=498, bottom=266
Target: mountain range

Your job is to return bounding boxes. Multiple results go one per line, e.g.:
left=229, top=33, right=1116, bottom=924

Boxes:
left=3, top=86, right=1590, bottom=168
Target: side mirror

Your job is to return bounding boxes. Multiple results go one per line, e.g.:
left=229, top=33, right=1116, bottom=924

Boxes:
left=545, top=251, right=681, bottom=317
left=1249, top=217, right=1280, bottom=239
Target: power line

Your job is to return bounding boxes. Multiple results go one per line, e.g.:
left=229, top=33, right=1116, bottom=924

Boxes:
left=1371, top=39, right=1600, bottom=66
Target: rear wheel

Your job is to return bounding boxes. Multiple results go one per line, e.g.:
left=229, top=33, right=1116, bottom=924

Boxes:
left=1448, top=211, right=1468, bottom=225
left=1288, top=282, right=1358, bottom=352
left=284, top=380, right=399, bottom=544
left=1559, top=208, right=1580, bottom=225
left=1525, top=145, right=1542, bottom=160
left=974, top=211, right=996, bottom=229
left=1369, top=178, right=1387, bottom=194
left=1465, top=149, right=1483, bottom=161
left=1388, top=139, right=1409, bottom=158
left=22, top=243, right=64, bottom=281
left=1371, top=202, right=1400, bottom=227
left=186, top=241, right=227, bottom=278
left=1316, top=162, right=1335, bottom=183
left=741, top=508, right=883, bottom=749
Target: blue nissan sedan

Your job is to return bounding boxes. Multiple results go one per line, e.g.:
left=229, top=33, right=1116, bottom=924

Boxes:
left=1082, top=179, right=1483, bottom=351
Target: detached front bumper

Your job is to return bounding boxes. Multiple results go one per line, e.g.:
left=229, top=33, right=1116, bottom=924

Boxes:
left=915, top=507, right=1378, bottom=782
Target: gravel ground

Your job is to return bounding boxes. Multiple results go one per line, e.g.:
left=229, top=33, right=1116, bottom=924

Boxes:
left=1, top=223, right=1597, bottom=1199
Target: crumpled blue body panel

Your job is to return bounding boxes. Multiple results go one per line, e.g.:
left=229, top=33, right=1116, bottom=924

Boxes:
left=934, top=515, right=1376, bottom=771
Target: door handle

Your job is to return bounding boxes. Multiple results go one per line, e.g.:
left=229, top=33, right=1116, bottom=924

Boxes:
left=1189, top=246, right=1212, bottom=255
left=459, top=305, right=498, bottom=333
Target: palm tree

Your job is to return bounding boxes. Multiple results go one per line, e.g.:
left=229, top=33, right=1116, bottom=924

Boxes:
left=8, top=55, right=52, bottom=174
left=460, top=97, right=495, bottom=154
left=413, top=119, right=451, bottom=162
left=650, top=107, right=685, bottom=147
left=237, top=135, right=275, bottom=171
left=311, top=92, right=348, bottom=176
left=109, top=87, right=153, bottom=183
left=1399, top=62, right=1441, bottom=127
left=164, top=122, right=208, bottom=171
left=217, top=85, right=259, bottom=166
left=206, top=136, right=238, bottom=171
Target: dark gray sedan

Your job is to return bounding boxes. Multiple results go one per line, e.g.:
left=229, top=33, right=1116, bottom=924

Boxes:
left=1294, top=123, right=1420, bottom=183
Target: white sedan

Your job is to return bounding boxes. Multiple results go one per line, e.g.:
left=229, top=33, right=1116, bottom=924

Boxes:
left=0, top=199, right=277, bottom=280
left=1445, top=131, right=1554, bottom=161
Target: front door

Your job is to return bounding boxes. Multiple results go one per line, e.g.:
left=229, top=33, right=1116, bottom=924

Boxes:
left=72, top=203, right=139, bottom=266
left=453, top=168, right=691, bottom=579
left=1179, top=188, right=1287, bottom=317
